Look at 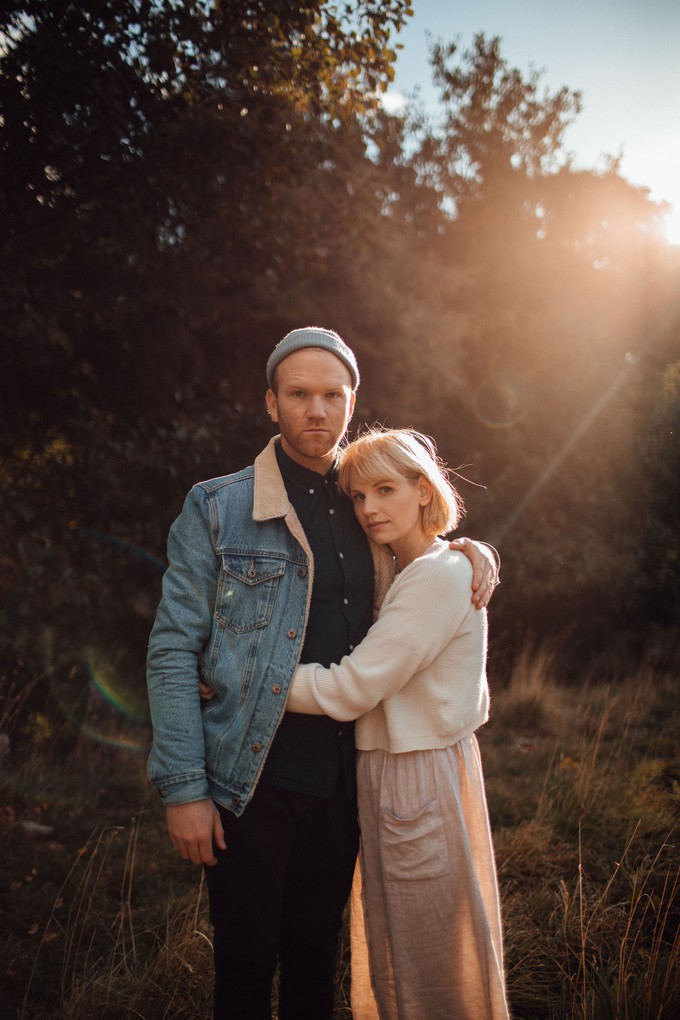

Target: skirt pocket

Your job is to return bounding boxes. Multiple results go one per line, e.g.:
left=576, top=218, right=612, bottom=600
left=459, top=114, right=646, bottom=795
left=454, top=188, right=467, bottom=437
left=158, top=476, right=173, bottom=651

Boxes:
left=379, top=797, right=449, bottom=881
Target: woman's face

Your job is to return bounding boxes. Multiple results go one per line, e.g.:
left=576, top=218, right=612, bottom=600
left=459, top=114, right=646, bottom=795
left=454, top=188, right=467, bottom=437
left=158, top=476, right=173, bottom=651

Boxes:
left=348, top=470, right=429, bottom=549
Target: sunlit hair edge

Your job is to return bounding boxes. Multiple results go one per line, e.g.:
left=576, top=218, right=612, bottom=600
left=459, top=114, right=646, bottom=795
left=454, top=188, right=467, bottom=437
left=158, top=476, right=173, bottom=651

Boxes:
left=338, top=426, right=465, bottom=537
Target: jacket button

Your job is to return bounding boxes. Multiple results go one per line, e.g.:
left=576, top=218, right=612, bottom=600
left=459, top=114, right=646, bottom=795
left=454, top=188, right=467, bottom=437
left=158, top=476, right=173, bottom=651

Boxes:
left=232, top=794, right=241, bottom=807
left=252, top=742, right=263, bottom=753
left=298, top=567, right=307, bottom=578
left=271, top=684, right=282, bottom=695
left=287, top=629, right=297, bottom=639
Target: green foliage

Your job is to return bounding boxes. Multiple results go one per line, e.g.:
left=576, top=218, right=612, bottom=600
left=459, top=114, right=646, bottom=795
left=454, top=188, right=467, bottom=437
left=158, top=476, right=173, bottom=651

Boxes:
left=1, top=6, right=678, bottom=687
left=428, top=32, right=582, bottom=214
left=0, top=0, right=414, bottom=420
left=2, top=15, right=678, bottom=1015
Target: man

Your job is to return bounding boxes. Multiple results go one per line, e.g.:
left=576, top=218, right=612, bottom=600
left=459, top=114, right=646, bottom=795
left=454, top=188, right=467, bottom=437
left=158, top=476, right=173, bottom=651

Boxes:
left=146, top=327, right=498, bottom=1020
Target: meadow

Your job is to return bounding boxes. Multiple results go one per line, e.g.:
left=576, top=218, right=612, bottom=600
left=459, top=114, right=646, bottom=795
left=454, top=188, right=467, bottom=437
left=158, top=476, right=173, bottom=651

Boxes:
left=2, top=635, right=678, bottom=1019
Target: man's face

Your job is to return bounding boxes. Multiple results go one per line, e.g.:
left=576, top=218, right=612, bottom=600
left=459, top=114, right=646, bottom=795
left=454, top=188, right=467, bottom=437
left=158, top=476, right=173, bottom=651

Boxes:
left=265, top=348, right=356, bottom=474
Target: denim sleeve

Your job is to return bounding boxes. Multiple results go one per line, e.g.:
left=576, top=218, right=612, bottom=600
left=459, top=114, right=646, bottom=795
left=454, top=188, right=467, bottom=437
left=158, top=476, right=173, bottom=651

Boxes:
left=146, top=485, right=216, bottom=804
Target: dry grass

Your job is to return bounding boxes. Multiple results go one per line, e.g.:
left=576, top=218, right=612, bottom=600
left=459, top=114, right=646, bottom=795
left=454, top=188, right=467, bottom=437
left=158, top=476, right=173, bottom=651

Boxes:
left=2, top=634, right=678, bottom=1019
left=483, top=637, right=680, bottom=1019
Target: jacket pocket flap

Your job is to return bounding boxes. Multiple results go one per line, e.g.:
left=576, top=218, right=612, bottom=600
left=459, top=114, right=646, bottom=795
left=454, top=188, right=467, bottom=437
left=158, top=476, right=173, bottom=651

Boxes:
left=221, top=553, right=286, bottom=586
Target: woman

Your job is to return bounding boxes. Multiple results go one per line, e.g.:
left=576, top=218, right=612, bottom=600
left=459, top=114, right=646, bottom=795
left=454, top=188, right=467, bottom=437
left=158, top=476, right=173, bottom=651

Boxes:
left=285, top=427, right=509, bottom=1020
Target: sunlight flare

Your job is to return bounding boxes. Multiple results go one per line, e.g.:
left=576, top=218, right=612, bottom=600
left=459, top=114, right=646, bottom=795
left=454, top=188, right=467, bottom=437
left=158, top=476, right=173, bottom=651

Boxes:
left=663, top=202, right=680, bottom=246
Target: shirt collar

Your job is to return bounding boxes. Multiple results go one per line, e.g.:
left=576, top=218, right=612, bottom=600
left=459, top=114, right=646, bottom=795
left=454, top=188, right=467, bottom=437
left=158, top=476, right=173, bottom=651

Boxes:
left=275, top=440, right=339, bottom=493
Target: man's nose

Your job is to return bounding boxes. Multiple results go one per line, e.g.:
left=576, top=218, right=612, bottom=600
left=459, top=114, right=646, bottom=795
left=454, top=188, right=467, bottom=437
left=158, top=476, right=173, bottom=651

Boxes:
left=306, top=395, right=327, bottom=418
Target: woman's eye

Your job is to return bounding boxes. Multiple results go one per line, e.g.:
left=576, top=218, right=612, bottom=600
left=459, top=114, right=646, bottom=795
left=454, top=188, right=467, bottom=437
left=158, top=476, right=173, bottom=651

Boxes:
left=379, top=486, right=392, bottom=495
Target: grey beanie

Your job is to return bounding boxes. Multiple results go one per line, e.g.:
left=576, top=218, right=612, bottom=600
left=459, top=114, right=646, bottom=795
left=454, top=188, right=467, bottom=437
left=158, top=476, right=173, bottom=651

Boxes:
left=266, top=327, right=360, bottom=390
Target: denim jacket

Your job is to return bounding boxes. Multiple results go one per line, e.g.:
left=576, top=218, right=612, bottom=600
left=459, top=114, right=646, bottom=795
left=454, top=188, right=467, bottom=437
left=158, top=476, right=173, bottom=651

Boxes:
left=147, top=437, right=395, bottom=816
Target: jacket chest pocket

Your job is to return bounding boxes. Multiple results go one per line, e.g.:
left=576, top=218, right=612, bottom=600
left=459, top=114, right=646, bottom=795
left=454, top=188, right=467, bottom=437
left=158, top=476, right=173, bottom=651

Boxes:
left=215, top=554, right=287, bottom=634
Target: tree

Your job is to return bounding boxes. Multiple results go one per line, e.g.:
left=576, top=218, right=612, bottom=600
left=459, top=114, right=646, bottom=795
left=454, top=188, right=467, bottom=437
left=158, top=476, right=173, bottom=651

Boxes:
left=1, top=6, right=678, bottom=696
left=0, top=0, right=413, bottom=423
left=0, top=0, right=417, bottom=683
left=377, top=34, right=680, bottom=651
left=425, top=33, right=581, bottom=229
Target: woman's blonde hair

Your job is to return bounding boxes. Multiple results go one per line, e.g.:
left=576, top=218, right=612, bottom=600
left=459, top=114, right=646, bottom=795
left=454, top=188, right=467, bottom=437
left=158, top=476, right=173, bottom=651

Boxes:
left=338, top=427, right=464, bottom=537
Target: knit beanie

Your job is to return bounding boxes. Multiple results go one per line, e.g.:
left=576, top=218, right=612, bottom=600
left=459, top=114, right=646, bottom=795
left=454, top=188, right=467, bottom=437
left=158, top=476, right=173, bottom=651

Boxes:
left=266, top=327, right=360, bottom=390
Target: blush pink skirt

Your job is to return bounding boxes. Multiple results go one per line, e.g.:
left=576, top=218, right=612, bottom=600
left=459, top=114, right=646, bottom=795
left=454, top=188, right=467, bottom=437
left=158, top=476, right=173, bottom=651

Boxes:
left=350, top=736, right=509, bottom=1020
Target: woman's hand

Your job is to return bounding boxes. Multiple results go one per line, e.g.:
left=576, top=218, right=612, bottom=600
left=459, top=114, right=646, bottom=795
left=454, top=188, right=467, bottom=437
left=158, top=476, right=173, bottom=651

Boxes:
left=199, top=680, right=216, bottom=701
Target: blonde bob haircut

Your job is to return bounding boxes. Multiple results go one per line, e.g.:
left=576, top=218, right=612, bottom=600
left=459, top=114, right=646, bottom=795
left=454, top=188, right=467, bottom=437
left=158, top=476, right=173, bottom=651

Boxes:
left=338, top=427, right=465, bottom=538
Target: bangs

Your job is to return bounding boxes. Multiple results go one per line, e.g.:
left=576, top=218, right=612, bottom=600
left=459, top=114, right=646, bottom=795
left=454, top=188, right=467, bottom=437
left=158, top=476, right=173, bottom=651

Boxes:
left=338, top=439, right=418, bottom=495
left=337, top=427, right=464, bottom=537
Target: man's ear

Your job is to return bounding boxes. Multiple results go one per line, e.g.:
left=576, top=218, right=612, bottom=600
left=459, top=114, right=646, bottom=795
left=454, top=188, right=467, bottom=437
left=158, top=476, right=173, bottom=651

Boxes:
left=265, top=389, right=278, bottom=422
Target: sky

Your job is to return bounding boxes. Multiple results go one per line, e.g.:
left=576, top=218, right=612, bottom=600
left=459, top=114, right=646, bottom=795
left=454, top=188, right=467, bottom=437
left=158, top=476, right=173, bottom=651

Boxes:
left=385, top=0, right=680, bottom=242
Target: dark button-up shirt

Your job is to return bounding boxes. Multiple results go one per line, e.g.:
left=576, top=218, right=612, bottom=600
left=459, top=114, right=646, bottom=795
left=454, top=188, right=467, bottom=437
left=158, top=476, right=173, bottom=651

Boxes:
left=260, top=443, right=375, bottom=796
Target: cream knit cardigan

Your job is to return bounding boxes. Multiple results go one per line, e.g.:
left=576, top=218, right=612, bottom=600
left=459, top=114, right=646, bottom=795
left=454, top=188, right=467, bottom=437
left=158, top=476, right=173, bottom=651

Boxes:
left=286, top=540, right=489, bottom=752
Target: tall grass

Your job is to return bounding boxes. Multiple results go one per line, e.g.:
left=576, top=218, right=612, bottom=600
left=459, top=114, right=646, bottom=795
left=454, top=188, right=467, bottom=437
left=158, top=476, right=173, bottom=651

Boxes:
left=2, top=635, right=678, bottom=1018
left=486, top=642, right=679, bottom=1019
left=18, top=817, right=213, bottom=1020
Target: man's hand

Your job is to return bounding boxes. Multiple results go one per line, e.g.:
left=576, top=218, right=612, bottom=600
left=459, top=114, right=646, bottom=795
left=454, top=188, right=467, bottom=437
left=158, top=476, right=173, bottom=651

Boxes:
left=449, top=537, right=500, bottom=609
left=166, top=799, right=226, bottom=866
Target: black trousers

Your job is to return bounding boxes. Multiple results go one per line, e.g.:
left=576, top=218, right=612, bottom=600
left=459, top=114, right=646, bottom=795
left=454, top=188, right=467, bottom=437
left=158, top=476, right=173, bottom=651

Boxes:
left=204, top=780, right=360, bottom=1020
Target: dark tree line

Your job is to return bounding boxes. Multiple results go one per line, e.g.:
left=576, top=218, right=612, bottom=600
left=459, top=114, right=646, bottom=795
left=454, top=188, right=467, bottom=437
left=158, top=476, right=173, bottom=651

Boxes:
left=1, top=1, right=678, bottom=706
